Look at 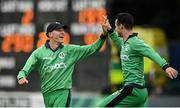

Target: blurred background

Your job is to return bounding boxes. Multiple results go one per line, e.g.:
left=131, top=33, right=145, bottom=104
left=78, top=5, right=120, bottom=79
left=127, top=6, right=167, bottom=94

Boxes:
left=0, top=0, right=180, bottom=107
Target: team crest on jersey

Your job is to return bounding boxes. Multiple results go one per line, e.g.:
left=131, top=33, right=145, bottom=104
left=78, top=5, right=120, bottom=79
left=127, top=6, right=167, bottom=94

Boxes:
left=59, top=52, right=65, bottom=59
left=122, top=44, right=130, bottom=52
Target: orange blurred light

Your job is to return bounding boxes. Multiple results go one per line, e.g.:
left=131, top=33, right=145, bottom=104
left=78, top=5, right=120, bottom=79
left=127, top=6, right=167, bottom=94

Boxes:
left=79, top=8, right=107, bottom=24
left=1, top=34, right=34, bottom=53
left=21, top=10, right=34, bottom=25
left=84, top=33, right=106, bottom=52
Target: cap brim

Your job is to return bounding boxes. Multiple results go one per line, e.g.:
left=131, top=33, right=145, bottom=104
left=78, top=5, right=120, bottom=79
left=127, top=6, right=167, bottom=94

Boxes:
left=55, top=25, right=68, bottom=30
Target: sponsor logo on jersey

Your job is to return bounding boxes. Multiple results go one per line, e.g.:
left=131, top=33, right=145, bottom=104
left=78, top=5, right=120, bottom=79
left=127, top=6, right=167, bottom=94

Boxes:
left=121, top=54, right=130, bottom=61
left=43, top=63, right=67, bottom=71
left=42, top=57, right=52, bottom=60
left=59, top=52, right=65, bottom=59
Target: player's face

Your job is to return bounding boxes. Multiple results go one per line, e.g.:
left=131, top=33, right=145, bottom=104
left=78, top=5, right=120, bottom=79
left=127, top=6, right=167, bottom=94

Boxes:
left=115, top=19, right=123, bottom=36
left=50, top=28, right=65, bottom=44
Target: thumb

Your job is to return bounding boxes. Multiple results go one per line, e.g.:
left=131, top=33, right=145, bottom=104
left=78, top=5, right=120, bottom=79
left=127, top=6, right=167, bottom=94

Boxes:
left=103, top=15, right=107, bottom=21
left=25, top=79, right=29, bottom=84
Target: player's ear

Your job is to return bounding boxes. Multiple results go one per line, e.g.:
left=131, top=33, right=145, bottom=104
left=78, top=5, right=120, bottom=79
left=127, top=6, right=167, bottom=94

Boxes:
left=48, top=32, right=52, bottom=38
left=119, top=24, right=123, bottom=29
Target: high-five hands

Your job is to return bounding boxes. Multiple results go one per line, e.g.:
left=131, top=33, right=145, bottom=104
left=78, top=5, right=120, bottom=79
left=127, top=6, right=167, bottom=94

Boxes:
left=101, top=15, right=112, bottom=32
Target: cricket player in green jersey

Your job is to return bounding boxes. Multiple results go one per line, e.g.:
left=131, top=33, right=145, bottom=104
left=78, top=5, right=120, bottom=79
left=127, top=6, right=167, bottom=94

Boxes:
left=17, top=22, right=107, bottom=107
left=99, top=13, right=178, bottom=107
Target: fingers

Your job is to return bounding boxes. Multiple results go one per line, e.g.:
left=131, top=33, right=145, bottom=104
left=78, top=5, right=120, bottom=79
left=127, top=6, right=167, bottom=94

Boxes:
left=167, top=72, right=173, bottom=79
left=103, top=15, right=107, bottom=21
left=171, top=69, right=178, bottom=78
left=101, top=25, right=106, bottom=32
left=170, top=69, right=178, bottom=79
left=166, top=68, right=178, bottom=79
left=101, top=15, right=112, bottom=32
left=18, top=78, right=28, bottom=85
left=102, top=15, right=109, bottom=24
left=18, top=80, right=23, bottom=85
left=101, top=16, right=108, bottom=33
left=25, top=79, right=29, bottom=84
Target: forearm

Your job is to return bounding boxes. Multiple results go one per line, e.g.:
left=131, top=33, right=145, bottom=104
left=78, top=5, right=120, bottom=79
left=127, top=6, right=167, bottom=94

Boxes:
left=145, top=49, right=169, bottom=70
left=17, top=70, right=27, bottom=80
left=108, top=29, right=122, bottom=49
left=91, top=34, right=106, bottom=52
left=74, top=34, right=106, bottom=61
left=17, top=52, right=37, bottom=80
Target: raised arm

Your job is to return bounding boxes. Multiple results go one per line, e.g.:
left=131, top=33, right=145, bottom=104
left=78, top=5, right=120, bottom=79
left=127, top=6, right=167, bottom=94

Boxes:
left=71, top=34, right=106, bottom=62
left=108, top=29, right=123, bottom=49
left=101, top=16, right=123, bottom=49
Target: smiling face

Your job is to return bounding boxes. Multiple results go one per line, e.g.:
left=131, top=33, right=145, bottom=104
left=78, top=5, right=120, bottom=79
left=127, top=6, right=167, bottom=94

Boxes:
left=48, top=28, right=65, bottom=44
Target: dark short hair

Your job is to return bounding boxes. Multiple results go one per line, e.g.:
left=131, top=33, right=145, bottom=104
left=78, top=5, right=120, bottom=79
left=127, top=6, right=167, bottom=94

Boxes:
left=115, top=13, right=134, bottom=29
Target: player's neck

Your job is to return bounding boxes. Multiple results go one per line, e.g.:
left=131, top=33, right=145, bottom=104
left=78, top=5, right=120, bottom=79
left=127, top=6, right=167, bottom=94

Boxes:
left=122, top=30, right=133, bottom=41
left=49, top=40, right=60, bottom=50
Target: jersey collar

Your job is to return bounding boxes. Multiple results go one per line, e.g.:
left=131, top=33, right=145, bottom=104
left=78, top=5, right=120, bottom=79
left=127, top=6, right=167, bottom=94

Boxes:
left=45, top=40, right=64, bottom=52
left=124, top=33, right=138, bottom=44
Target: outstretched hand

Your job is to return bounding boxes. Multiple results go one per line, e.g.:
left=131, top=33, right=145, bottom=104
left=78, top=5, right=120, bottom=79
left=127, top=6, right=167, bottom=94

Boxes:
left=165, top=67, right=178, bottom=79
left=101, top=24, right=108, bottom=36
left=101, top=15, right=112, bottom=33
left=18, top=77, right=29, bottom=85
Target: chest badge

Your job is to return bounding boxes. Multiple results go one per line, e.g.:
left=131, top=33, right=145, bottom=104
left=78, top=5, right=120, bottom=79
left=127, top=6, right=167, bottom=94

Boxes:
left=122, top=44, right=130, bottom=51
left=59, top=52, right=65, bottom=59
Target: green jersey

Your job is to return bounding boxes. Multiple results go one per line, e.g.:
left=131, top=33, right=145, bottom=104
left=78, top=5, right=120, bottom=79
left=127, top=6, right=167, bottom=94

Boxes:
left=17, top=38, right=105, bottom=94
left=109, top=31, right=168, bottom=86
